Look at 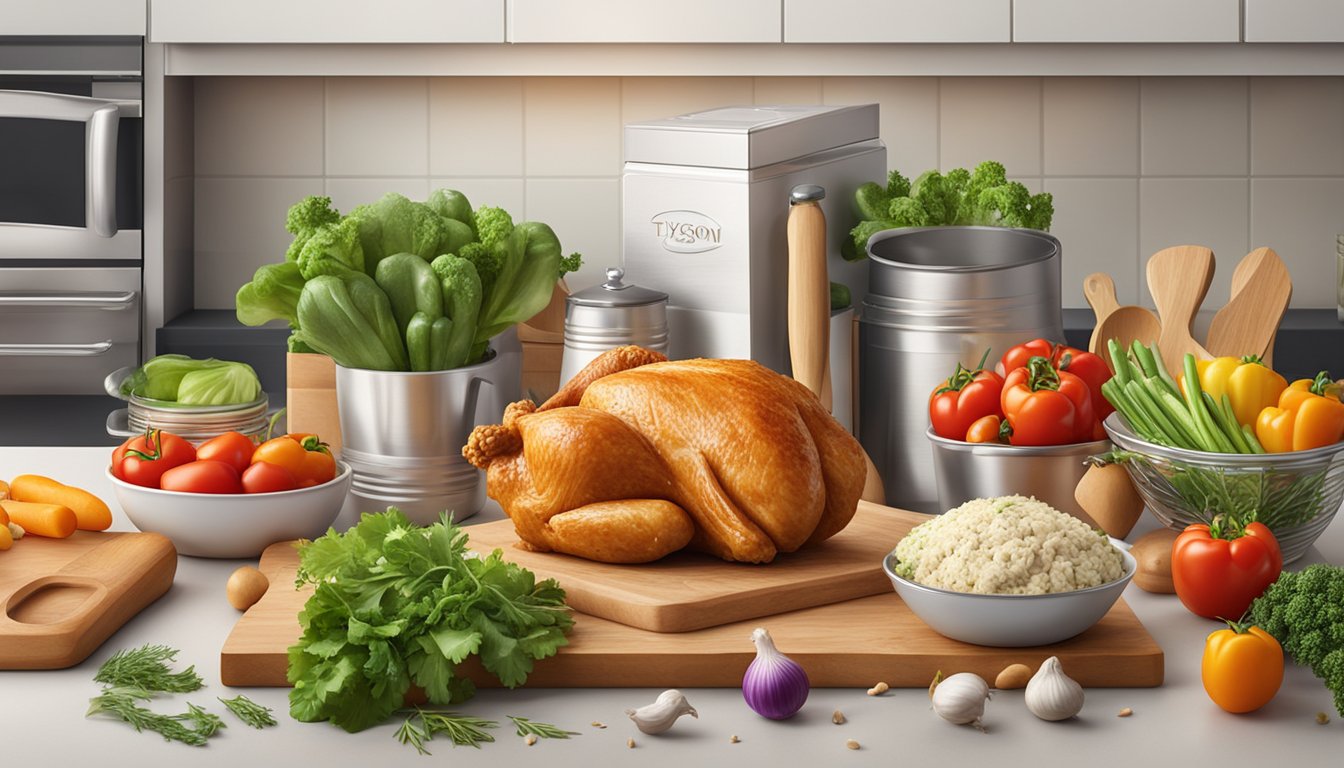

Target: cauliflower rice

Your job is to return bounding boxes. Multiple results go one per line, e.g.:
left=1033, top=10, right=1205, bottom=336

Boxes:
left=892, top=495, right=1125, bottom=595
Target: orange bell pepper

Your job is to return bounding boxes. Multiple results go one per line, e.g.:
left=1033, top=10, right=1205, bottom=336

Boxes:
left=1201, top=620, right=1284, bottom=714
left=1254, top=371, right=1344, bottom=452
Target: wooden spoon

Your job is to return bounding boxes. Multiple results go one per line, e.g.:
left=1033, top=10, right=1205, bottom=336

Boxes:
left=1085, top=273, right=1162, bottom=365
left=1084, top=273, right=1121, bottom=354
left=1205, top=247, right=1292, bottom=367
left=1147, top=245, right=1215, bottom=374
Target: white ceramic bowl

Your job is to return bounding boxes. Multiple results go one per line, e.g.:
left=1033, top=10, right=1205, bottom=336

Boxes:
left=107, top=462, right=352, bottom=558
left=882, top=542, right=1136, bottom=647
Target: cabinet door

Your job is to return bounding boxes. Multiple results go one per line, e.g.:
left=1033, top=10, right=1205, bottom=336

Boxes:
left=1246, top=0, right=1344, bottom=42
left=784, top=0, right=1010, bottom=43
left=150, top=0, right=504, bottom=43
left=0, top=0, right=145, bottom=35
left=507, top=0, right=780, bottom=43
left=1014, top=0, right=1240, bottom=42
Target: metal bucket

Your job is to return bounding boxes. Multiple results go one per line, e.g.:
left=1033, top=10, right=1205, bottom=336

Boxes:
left=859, top=226, right=1065, bottom=514
left=335, top=351, right=508, bottom=525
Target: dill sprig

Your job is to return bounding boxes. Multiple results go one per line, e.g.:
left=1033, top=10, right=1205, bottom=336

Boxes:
left=86, top=686, right=210, bottom=747
left=395, top=709, right=497, bottom=754
left=93, top=644, right=203, bottom=693
left=219, top=695, right=278, bottom=729
left=508, top=715, right=579, bottom=740
left=182, top=702, right=227, bottom=737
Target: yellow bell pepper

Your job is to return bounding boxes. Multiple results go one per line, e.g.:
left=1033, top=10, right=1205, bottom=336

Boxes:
left=1190, top=356, right=1287, bottom=427
left=1254, top=371, right=1344, bottom=452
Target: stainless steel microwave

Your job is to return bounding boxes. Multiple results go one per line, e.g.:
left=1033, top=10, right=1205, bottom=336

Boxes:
left=0, top=37, right=143, bottom=394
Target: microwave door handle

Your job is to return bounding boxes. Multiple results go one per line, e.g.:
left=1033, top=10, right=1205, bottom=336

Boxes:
left=87, top=104, right=120, bottom=238
left=0, top=341, right=113, bottom=357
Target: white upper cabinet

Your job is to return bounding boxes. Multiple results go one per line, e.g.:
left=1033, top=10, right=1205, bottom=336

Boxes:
left=150, top=0, right=504, bottom=43
left=1, top=0, right=145, bottom=36
left=1246, top=0, right=1344, bottom=42
left=507, top=0, right=781, bottom=43
left=1014, top=0, right=1241, bottom=43
left=783, top=0, right=1010, bottom=43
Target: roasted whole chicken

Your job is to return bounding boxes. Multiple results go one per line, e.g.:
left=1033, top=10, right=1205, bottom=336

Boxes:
left=462, top=346, right=866, bottom=564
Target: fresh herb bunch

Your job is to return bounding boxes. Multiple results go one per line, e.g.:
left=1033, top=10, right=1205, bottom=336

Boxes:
left=287, top=509, right=574, bottom=733
left=93, top=644, right=204, bottom=693
left=396, top=710, right=498, bottom=754
left=87, top=686, right=213, bottom=746
left=219, top=695, right=278, bottom=729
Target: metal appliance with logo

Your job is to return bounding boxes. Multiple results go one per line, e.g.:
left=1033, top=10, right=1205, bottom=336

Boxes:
left=0, top=37, right=143, bottom=395
left=621, top=104, right=885, bottom=412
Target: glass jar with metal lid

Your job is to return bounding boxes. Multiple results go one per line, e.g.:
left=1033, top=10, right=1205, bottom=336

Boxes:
left=559, top=267, right=669, bottom=384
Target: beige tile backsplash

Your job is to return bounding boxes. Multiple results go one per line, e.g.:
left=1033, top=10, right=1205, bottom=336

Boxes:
left=193, top=75, right=1344, bottom=314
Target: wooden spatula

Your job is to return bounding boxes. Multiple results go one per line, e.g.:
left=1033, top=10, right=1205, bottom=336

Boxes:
left=1205, top=247, right=1292, bottom=367
left=1084, top=273, right=1121, bottom=354
left=1147, top=245, right=1215, bottom=374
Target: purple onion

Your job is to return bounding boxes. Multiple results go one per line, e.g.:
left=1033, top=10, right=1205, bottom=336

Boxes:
left=743, top=627, right=810, bottom=719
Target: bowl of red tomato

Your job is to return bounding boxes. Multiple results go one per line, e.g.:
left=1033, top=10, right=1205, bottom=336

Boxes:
left=926, top=339, right=1115, bottom=521
left=106, top=429, right=352, bottom=558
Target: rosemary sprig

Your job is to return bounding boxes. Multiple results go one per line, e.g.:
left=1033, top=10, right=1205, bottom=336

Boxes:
left=182, top=702, right=227, bottom=738
left=93, top=644, right=204, bottom=693
left=86, top=686, right=210, bottom=747
left=508, top=715, right=579, bottom=740
left=219, top=695, right=278, bottom=729
left=396, top=709, right=497, bottom=754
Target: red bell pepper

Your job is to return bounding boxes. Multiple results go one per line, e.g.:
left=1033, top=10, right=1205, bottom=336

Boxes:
left=1001, top=356, right=1081, bottom=446
left=1001, top=338, right=1112, bottom=423
left=928, top=351, right=1004, bottom=441
left=1172, top=516, right=1283, bottom=620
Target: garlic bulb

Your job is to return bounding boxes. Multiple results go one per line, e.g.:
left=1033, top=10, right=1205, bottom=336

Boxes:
left=1024, top=656, right=1084, bottom=721
left=625, top=689, right=698, bottom=734
left=930, top=672, right=991, bottom=729
left=742, top=627, right=810, bottom=720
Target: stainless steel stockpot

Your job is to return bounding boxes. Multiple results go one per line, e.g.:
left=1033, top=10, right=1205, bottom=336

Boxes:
left=859, top=226, right=1066, bottom=513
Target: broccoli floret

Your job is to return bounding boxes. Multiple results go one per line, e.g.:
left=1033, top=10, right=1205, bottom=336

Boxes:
left=473, top=205, right=515, bottom=249
left=296, top=217, right=365, bottom=281
left=955, top=160, right=1009, bottom=225
left=1249, top=564, right=1344, bottom=716
left=559, top=252, right=583, bottom=278
left=456, top=241, right=500, bottom=299
left=972, top=182, right=1032, bottom=228
left=1024, top=191, right=1055, bottom=231
left=283, top=196, right=342, bottom=262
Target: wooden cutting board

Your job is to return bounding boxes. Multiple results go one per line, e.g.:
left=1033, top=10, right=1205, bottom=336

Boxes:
left=465, top=500, right=918, bottom=632
left=0, top=531, right=177, bottom=669
left=220, top=527, right=1164, bottom=689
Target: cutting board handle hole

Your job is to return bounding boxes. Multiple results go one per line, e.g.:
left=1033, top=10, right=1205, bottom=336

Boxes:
left=5, top=580, right=101, bottom=625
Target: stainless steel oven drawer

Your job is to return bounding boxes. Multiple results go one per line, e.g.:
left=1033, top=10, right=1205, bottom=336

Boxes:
left=0, top=267, right=139, bottom=394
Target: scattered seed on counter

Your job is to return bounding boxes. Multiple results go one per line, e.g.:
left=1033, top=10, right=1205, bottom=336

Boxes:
left=729, top=735, right=740, bottom=744
left=867, top=681, right=889, bottom=696
left=591, top=721, right=607, bottom=729
left=627, top=737, right=637, bottom=748
left=1118, top=708, right=1133, bottom=718
left=832, top=709, right=847, bottom=724
left=524, top=734, right=538, bottom=746
left=846, top=739, right=861, bottom=750
left=1317, top=712, right=1330, bottom=725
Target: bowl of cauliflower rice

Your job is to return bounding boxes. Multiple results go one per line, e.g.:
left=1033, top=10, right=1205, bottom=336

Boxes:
left=883, top=495, right=1135, bottom=647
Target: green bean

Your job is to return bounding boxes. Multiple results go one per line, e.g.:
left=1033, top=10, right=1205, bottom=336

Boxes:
left=1205, top=391, right=1252, bottom=453
left=1182, top=354, right=1236, bottom=453
left=1107, top=338, right=1133, bottom=389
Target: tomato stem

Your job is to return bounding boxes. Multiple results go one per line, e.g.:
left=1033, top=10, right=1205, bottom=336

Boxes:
left=124, top=429, right=164, bottom=462
left=1026, top=356, right=1061, bottom=391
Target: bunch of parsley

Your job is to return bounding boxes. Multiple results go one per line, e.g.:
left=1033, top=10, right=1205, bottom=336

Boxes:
left=286, top=509, right=573, bottom=732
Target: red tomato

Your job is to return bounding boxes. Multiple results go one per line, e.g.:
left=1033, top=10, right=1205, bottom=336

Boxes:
left=251, top=436, right=307, bottom=474
left=928, top=355, right=1005, bottom=441
left=241, top=461, right=298, bottom=494
left=195, top=431, right=256, bottom=475
left=1002, top=357, right=1078, bottom=446
left=1056, top=369, right=1096, bottom=442
left=1053, top=346, right=1114, bottom=421
left=999, top=338, right=1057, bottom=378
left=114, top=430, right=197, bottom=489
left=1172, top=518, right=1282, bottom=620
left=159, top=460, right=242, bottom=494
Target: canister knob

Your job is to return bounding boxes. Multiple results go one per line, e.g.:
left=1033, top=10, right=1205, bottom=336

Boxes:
left=790, top=184, right=826, bottom=204
left=603, top=267, right=627, bottom=289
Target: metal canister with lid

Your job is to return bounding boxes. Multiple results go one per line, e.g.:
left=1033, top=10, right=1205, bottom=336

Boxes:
left=559, top=267, right=669, bottom=384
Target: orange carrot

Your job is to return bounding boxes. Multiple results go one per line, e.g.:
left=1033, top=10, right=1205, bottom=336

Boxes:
left=0, top=500, right=77, bottom=539
left=9, top=474, right=111, bottom=531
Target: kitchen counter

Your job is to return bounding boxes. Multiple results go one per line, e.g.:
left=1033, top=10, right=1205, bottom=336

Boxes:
left=3, top=446, right=1341, bottom=766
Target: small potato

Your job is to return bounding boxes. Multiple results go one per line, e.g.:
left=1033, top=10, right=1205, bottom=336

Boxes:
left=226, top=565, right=270, bottom=611
left=995, top=663, right=1032, bottom=690
left=1131, top=528, right=1179, bottom=594
left=1074, top=463, right=1145, bottom=539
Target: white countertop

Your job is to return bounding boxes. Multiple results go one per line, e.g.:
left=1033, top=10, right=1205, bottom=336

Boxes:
left=4, top=446, right=1340, bottom=766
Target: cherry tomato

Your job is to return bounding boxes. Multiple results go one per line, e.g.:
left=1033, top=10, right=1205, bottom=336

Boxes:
left=965, top=414, right=1004, bottom=443
left=195, top=431, right=256, bottom=475
left=251, top=436, right=307, bottom=474
left=928, top=354, right=1004, bottom=441
left=159, top=460, right=242, bottom=494
left=241, top=461, right=298, bottom=494
left=114, top=430, right=197, bottom=489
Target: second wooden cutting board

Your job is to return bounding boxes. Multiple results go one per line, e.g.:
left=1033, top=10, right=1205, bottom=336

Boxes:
left=465, top=500, right=920, bottom=632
